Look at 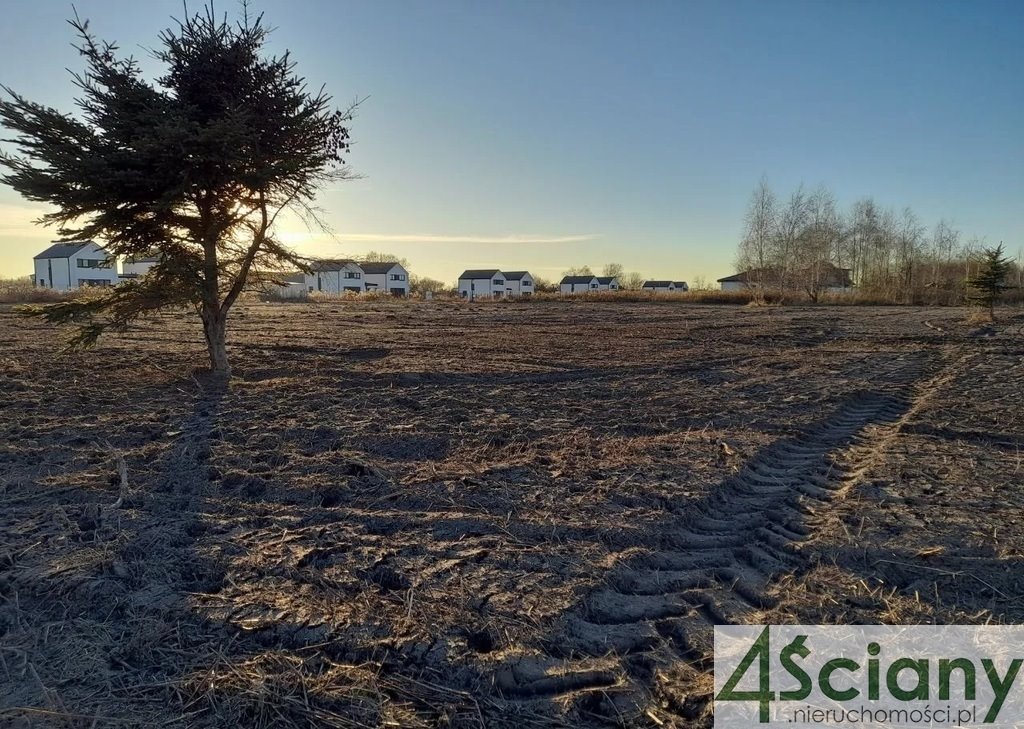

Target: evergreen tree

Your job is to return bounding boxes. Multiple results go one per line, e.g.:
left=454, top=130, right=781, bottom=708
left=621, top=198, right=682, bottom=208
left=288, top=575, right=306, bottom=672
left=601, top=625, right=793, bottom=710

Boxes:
left=0, top=5, right=357, bottom=374
left=967, top=244, right=1012, bottom=320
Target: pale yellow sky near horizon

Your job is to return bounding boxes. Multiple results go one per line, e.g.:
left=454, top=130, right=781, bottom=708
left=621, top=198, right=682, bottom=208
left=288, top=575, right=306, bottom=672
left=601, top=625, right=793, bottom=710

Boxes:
left=0, top=200, right=729, bottom=286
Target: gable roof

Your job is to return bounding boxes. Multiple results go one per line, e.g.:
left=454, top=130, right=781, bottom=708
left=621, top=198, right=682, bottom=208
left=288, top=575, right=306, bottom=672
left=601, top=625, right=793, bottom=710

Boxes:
left=503, top=271, right=532, bottom=280
left=459, top=269, right=502, bottom=279
left=34, top=241, right=93, bottom=259
left=561, top=275, right=598, bottom=284
left=716, top=266, right=853, bottom=287
left=673, top=281, right=688, bottom=287
left=309, top=259, right=358, bottom=272
left=358, top=261, right=403, bottom=274
left=642, top=280, right=674, bottom=288
left=596, top=276, right=618, bottom=284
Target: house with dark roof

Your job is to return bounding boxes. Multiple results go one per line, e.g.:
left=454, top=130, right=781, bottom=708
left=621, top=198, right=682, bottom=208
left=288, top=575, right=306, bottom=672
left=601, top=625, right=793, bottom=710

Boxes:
left=304, top=259, right=365, bottom=294
left=717, top=265, right=853, bottom=293
left=33, top=241, right=118, bottom=290
left=358, top=261, right=410, bottom=296
left=672, top=281, right=689, bottom=292
left=560, top=275, right=599, bottom=294
left=502, top=271, right=535, bottom=297
left=641, top=280, right=677, bottom=293
left=458, top=269, right=507, bottom=299
left=596, top=276, right=619, bottom=291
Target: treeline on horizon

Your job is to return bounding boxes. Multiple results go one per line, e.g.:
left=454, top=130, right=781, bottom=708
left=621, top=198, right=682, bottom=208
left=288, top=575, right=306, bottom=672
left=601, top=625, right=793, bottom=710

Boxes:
left=736, top=178, right=1023, bottom=304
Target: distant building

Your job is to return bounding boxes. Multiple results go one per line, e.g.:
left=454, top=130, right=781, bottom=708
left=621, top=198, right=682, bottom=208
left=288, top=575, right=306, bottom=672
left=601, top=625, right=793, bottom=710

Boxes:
left=458, top=269, right=507, bottom=299
left=264, top=272, right=308, bottom=300
left=121, top=254, right=161, bottom=278
left=502, top=271, right=535, bottom=297
left=641, top=280, right=677, bottom=293
left=596, top=276, right=620, bottom=291
left=359, top=261, right=410, bottom=296
left=119, top=254, right=161, bottom=283
left=304, top=259, right=365, bottom=294
left=560, top=275, right=599, bottom=294
left=672, top=281, right=689, bottom=292
left=33, top=241, right=119, bottom=290
left=717, top=266, right=853, bottom=293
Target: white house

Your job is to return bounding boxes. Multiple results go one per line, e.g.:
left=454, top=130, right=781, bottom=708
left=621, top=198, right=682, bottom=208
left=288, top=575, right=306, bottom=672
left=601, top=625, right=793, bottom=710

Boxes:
left=305, top=260, right=365, bottom=294
left=121, top=254, right=160, bottom=278
left=359, top=261, right=410, bottom=296
left=673, top=281, right=689, bottom=292
left=34, top=241, right=119, bottom=290
left=502, top=271, right=535, bottom=297
left=560, top=275, right=599, bottom=294
left=264, top=272, right=308, bottom=300
left=641, top=280, right=677, bottom=294
left=596, top=276, right=619, bottom=291
left=458, top=269, right=507, bottom=299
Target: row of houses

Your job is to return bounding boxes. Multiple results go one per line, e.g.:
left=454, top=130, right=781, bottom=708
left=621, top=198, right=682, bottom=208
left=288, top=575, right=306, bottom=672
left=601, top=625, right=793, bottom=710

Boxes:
left=31, top=241, right=701, bottom=298
left=31, top=242, right=413, bottom=296
left=456, top=270, right=690, bottom=298
left=282, top=260, right=411, bottom=296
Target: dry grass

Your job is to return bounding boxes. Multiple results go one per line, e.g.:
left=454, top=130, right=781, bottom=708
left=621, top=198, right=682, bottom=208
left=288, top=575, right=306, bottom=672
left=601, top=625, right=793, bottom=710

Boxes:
left=965, top=308, right=995, bottom=325
left=0, top=277, right=67, bottom=304
left=514, top=289, right=763, bottom=305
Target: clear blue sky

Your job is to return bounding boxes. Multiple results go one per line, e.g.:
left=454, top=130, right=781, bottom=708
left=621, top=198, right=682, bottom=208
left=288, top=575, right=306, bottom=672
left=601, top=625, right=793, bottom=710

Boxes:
left=1, top=0, right=1021, bottom=284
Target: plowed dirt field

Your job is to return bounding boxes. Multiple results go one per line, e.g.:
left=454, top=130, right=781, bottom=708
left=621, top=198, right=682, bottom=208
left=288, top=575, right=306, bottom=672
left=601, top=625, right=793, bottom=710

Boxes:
left=2, top=301, right=1022, bottom=727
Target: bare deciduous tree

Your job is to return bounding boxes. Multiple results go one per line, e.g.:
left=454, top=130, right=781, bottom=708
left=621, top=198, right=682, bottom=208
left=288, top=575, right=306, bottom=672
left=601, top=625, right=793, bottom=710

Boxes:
left=732, top=179, right=1015, bottom=305
left=736, top=176, right=777, bottom=297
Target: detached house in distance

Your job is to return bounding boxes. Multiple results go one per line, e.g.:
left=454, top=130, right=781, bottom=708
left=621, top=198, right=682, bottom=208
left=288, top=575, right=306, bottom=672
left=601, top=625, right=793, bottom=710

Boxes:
left=457, top=269, right=535, bottom=299
left=360, top=261, right=410, bottom=296
left=304, top=259, right=366, bottom=294
left=502, top=271, right=535, bottom=297
left=717, top=266, right=854, bottom=295
left=560, top=275, right=599, bottom=294
left=34, top=241, right=119, bottom=290
left=596, top=276, right=619, bottom=291
left=120, top=253, right=161, bottom=281
left=641, top=280, right=678, bottom=294
left=458, top=269, right=506, bottom=299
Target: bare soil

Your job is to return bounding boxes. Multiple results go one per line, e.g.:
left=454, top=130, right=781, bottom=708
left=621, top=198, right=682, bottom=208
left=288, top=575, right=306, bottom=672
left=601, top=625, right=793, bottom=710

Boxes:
left=1, top=301, right=1022, bottom=727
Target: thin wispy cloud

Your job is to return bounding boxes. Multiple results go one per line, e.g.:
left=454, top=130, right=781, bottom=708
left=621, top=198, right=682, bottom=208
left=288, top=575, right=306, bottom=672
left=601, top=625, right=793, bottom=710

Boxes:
left=279, top=231, right=600, bottom=246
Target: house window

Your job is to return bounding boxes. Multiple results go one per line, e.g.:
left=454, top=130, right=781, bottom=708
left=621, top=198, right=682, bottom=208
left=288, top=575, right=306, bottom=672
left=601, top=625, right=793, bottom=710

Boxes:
left=591, top=283, right=598, bottom=288
left=39, top=279, right=46, bottom=287
left=81, top=279, right=110, bottom=287
left=77, top=258, right=111, bottom=269
left=344, top=272, right=361, bottom=279
left=611, top=284, right=618, bottom=289
left=493, top=279, right=504, bottom=286
left=522, top=281, right=532, bottom=287
left=390, top=273, right=406, bottom=281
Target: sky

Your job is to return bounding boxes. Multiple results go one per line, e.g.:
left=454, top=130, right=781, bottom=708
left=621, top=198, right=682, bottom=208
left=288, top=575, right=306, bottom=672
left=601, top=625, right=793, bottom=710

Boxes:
left=1, top=0, right=1022, bottom=285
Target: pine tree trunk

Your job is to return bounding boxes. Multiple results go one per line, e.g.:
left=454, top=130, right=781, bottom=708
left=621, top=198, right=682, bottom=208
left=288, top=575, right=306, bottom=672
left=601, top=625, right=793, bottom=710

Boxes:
left=202, top=306, right=231, bottom=375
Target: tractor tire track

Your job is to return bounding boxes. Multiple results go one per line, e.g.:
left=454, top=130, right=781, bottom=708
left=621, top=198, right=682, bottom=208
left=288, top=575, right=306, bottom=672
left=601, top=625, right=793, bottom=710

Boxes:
left=487, top=352, right=946, bottom=724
